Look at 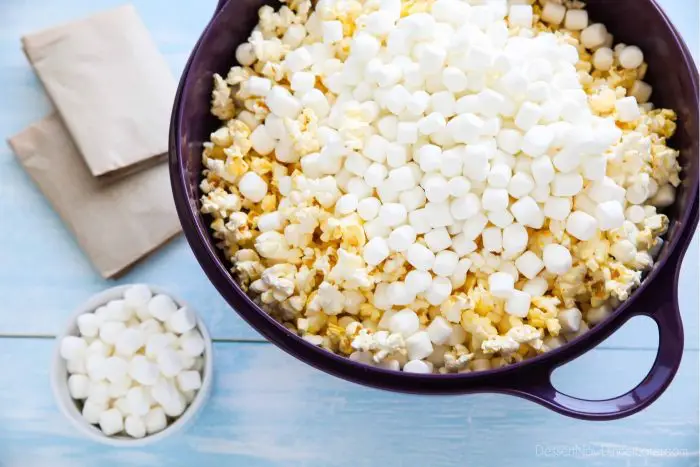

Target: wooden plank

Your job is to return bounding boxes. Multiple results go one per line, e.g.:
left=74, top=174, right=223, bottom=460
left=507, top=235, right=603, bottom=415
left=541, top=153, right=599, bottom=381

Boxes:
left=0, top=339, right=696, bottom=467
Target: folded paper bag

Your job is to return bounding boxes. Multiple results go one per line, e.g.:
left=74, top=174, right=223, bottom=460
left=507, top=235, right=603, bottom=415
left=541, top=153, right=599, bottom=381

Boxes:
left=22, top=4, right=176, bottom=178
left=8, top=114, right=181, bottom=278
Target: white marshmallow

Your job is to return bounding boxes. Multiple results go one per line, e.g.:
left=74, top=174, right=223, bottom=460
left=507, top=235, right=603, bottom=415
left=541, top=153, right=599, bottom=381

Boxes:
left=68, top=374, right=91, bottom=399
left=388, top=225, right=417, bottom=252
left=129, top=355, right=160, bottom=386
left=115, top=328, right=145, bottom=357
left=432, top=251, right=459, bottom=277
left=596, top=201, right=625, bottom=230
left=619, top=45, right=644, bottom=69
left=507, top=173, right=535, bottom=199
left=125, top=415, right=147, bottom=439
left=426, top=316, right=453, bottom=345
left=145, top=407, right=167, bottom=434
left=615, top=96, right=641, bottom=122
left=510, top=196, right=544, bottom=228
left=544, top=197, right=572, bottom=221
left=167, top=308, right=197, bottom=335
left=148, top=295, right=178, bottom=323
left=542, top=243, right=573, bottom=275
left=531, top=156, right=555, bottom=186
left=406, top=243, right=436, bottom=271
left=558, top=308, right=583, bottom=333
left=99, top=321, right=126, bottom=346
left=515, top=251, right=545, bottom=279
left=99, top=408, right=124, bottom=436
left=551, top=173, right=584, bottom=197
left=489, top=272, right=515, bottom=298
left=405, top=331, right=434, bottom=361
left=177, top=370, right=203, bottom=392
left=424, top=228, right=452, bottom=252
left=541, top=2, right=566, bottom=25
left=424, top=277, right=453, bottom=306
left=564, top=9, right=588, bottom=31
left=357, top=197, right=382, bottom=221
left=364, top=237, right=391, bottom=266
left=565, top=211, right=598, bottom=241
left=514, top=102, right=542, bottom=131
left=60, top=336, right=87, bottom=361
left=482, top=227, right=503, bottom=253
left=389, top=309, right=420, bottom=338
left=521, top=125, right=554, bottom=157
left=157, top=348, right=183, bottom=378
left=509, top=4, right=533, bottom=28
left=126, top=386, right=151, bottom=417
left=506, top=290, right=531, bottom=318
left=502, top=223, right=528, bottom=254
left=403, top=359, right=432, bottom=374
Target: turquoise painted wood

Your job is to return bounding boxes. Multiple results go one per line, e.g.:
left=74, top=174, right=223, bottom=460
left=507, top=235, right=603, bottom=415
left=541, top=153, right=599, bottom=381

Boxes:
left=0, top=0, right=697, bottom=465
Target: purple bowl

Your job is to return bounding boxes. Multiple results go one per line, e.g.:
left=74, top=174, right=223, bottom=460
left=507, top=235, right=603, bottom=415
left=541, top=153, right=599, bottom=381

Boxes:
left=169, top=0, right=699, bottom=420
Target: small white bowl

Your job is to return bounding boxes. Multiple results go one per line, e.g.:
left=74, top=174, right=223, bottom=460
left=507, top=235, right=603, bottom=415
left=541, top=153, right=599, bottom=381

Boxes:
left=51, top=284, right=214, bottom=447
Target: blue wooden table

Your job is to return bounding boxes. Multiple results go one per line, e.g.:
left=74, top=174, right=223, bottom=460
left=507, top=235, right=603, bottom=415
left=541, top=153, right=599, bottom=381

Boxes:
left=0, top=1, right=698, bottom=465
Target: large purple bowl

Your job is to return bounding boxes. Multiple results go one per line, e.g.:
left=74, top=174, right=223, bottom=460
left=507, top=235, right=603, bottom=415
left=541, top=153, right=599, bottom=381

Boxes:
left=169, top=0, right=699, bottom=420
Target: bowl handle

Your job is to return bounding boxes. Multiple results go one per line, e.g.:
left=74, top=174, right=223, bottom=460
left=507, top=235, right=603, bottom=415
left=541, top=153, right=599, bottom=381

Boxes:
left=507, top=220, right=696, bottom=420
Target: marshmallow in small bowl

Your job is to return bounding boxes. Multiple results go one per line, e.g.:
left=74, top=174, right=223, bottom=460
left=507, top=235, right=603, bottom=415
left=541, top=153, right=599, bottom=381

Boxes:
left=52, top=284, right=213, bottom=446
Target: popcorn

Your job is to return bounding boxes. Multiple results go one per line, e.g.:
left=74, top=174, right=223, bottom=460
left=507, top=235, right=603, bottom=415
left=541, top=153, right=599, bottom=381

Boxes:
left=198, top=0, right=680, bottom=373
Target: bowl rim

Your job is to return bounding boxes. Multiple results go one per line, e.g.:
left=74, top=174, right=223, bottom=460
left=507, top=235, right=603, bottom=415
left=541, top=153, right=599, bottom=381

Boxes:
left=51, top=284, right=214, bottom=447
left=169, top=0, right=699, bottom=392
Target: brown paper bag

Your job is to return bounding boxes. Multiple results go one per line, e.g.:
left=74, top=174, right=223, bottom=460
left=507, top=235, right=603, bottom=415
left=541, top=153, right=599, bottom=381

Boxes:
left=8, top=114, right=181, bottom=278
left=22, top=4, right=176, bottom=178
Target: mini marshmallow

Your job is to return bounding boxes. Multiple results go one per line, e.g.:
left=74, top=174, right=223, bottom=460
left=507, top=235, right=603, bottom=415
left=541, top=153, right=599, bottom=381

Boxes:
left=378, top=203, right=408, bottom=227
left=564, top=9, right=588, bottom=31
left=115, top=328, right=145, bottom=357
left=541, top=2, right=566, bottom=25
left=543, top=243, right=573, bottom=275
left=167, top=308, right=197, bottom=335
left=505, top=290, right=531, bottom=318
left=403, top=359, right=432, bottom=374
left=531, top=156, right=555, bottom=186
left=482, top=188, right=509, bottom=212
left=405, top=270, right=433, bottom=295
left=551, top=173, right=584, bottom=197
left=364, top=237, right=391, bottom=266
left=76, top=313, right=100, bottom=338
left=60, top=336, right=87, bottom=361
left=103, top=356, right=129, bottom=384
left=99, top=321, right=126, bottom=346
left=482, top=227, right=503, bottom=253
left=126, top=386, right=151, bottom=417
left=502, top=223, right=528, bottom=254
left=521, top=125, right=554, bottom=157
left=580, top=23, right=607, bottom=49
left=125, top=415, right=147, bottom=439
left=507, top=173, right=535, bottom=199
left=565, top=211, right=598, bottom=241
left=558, top=308, right=583, bottom=333
left=425, top=228, right=452, bottom=252
left=68, top=374, right=91, bottom=399
left=99, top=408, right=124, bottom=436
left=357, top=197, right=382, bottom=221
left=432, top=250, right=459, bottom=277
left=389, top=308, right=420, bottom=338
left=615, top=96, right=641, bottom=122
left=544, top=197, right=572, bottom=221
left=450, top=194, right=482, bottom=220
left=406, top=331, right=434, bottom=361
left=106, top=299, right=131, bottom=322
left=523, top=276, right=549, bottom=297
left=406, top=243, right=436, bottom=271
left=619, top=45, right=644, bottom=69
left=389, top=225, right=417, bottom=252
left=489, top=272, right=515, bottom=298
left=424, top=277, right=453, bottom=306
left=148, top=295, right=178, bottom=323
left=177, top=370, right=203, bottom=392
left=515, top=251, right=545, bottom=279
left=596, top=200, right=625, bottom=230
left=488, top=164, right=512, bottom=188
left=426, top=316, right=453, bottom=345
left=129, top=355, right=160, bottom=386
left=157, top=348, right=184, bottom=378
left=514, top=102, right=542, bottom=131
left=145, top=407, right=167, bottom=434
left=510, top=196, right=544, bottom=228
